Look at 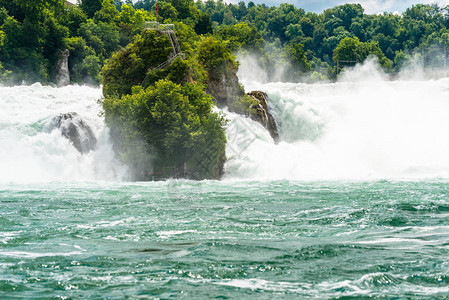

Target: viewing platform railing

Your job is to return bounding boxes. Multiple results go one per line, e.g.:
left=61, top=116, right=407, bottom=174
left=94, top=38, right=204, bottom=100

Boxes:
left=145, top=22, right=175, bottom=33
left=141, top=22, right=185, bottom=87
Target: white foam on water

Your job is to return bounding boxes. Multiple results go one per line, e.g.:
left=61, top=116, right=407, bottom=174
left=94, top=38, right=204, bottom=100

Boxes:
left=3, top=62, right=449, bottom=182
left=0, top=83, right=126, bottom=183
left=228, top=59, right=449, bottom=180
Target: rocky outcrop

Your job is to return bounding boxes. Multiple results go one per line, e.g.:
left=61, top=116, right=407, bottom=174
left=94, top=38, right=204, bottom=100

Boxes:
left=48, top=112, right=97, bottom=154
left=204, top=63, right=279, bottom=142
left=56, top=49, right=70, bottom=86
left=229, top=91, right=279, bottom=143
left=246, top=91, right=279, bottom=142
left=207, top=68, right=245, bottom=107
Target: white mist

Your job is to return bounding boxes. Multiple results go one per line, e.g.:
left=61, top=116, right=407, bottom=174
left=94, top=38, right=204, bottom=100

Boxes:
left=227, top=59, right=449, bottom=180
left=0, top=83, right=125, bottom=183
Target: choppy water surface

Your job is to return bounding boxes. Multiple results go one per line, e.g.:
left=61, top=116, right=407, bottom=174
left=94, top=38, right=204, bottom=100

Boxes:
left=1, top=180, right=449, bottom=298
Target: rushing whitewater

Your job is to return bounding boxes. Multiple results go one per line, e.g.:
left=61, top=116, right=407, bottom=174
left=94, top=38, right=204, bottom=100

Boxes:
left=0, top=83, right=125, bottom=183
left=2, top=63, right=449, bottom=182
left=229, top=60, right=449, bottom=180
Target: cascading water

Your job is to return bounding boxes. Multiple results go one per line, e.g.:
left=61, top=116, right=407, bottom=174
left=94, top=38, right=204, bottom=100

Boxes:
left=228, top=59, right=449, bottom=180
left=2, top=62, right=449, bottom=182
left=0, top=83, right=125, bottom=183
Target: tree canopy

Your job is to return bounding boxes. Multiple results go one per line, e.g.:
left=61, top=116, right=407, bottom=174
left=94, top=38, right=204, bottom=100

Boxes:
left=1, top=1, right=449, bottom=83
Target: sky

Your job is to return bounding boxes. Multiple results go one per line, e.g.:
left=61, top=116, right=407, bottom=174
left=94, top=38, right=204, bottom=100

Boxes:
left=229, top=0, right=449, bottom=14
left=68, top=0, right=449, bottom=15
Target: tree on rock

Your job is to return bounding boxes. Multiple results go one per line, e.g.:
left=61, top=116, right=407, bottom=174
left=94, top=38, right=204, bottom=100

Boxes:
left=102, top=80, right=226, bottom=180
left=101, top=29, right=173, bottom=97
left=101, top=28, right=227, bottom=180
left=196, top=36, right=244, bottom=105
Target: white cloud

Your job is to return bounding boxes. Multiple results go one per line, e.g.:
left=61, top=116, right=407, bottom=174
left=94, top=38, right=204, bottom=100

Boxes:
left=346, top=0, right=397, bottom=14
left=70, top=0, right=449, bottom=14
left=224, top=0, right=449, bottom=14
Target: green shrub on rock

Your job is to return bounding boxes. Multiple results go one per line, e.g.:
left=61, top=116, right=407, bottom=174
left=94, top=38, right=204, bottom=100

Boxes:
left=101, top=29, right=173, bottom=97
left=196, top=36, right=244, bottom=105
left=103, top=79, right=226, bottom=180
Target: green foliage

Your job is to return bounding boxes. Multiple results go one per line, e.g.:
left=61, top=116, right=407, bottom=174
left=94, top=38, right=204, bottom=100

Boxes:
left=0, top=7, right=8, bottom=25
left=194, top=11, right=212, bottom=35
left=80, top=0, right=103, bottom=18
left=0, top=15, right=46, bottom=82
left=94, top=0, right=119, bottom=23
left=66, top=36, right=93, bottom=82
left=80, top=54, right=101, bottom=83
left=195, top=1, right=449, bottom=79
left=78, top=19, right=120, bottom=60
left=284, top=43, right=311, bottom=73
left=101, top=29, right=172, bottom=97
left=118, top=3, right=153, bottom=31
left=323, top=4, right=364, bottom=30
left=103, top=79, right=226, bottom=180
left=141, top=56, right=196, bottom=88
left=156, top=2, right=179, bottom=20
left=393, top=50, right=413, bottom=71
left=62, top=5, right=88, bottom=36
left=196, top=36, right=237, bottom=79
left=42, top=16, right=69, bottom=61
left=0, top=60, right=11, bottom=82
left=229, top=94, right=258, bottom=116
left=216, top=22, right=264, bottom=53
left=134, top=0, right=156, bottom=12
left=2, top=0, right=449, bottom=84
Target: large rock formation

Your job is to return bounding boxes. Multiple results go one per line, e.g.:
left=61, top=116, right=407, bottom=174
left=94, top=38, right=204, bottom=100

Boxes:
left=247, top=91, right=279, bottom=142
left=48, top=112, right=97, bottom=154
left=198, top=42, right=279, bottom=142
left=229, top=91, right=279, bottom=142
left=56, top=49, right=70, bottom=86
left=207, top=70, right=245, bottom=107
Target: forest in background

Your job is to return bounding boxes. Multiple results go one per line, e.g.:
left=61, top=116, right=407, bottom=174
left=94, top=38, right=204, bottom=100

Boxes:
left=1, top=0, right=449, bottom=84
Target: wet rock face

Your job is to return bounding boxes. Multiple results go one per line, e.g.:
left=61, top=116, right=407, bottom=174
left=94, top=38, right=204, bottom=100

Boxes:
left=207, top=71, right=245, bottom=107
left=233, top=91, right=279, bottom=143
left=244, top=91, right=280, bottom=143
left=56, top=49, right=70, bottom=87
left=52, top=112, right=97, bottom=154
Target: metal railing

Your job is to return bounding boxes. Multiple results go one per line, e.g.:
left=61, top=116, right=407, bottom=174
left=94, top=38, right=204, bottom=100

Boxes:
left=145, top=22, right=175, bottom=33
left=141, top=22, right=185, bottom=88
left=154, top=53, right=185, bottom=70
left=141, top=53, right=186, bottom=87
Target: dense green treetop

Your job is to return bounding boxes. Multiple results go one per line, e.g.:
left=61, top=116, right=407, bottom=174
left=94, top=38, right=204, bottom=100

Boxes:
left=102, top=79, right=225, bottom=178
left=333, top=37, right=391, bottom=71
left=102, top=29, right=173, bottom=97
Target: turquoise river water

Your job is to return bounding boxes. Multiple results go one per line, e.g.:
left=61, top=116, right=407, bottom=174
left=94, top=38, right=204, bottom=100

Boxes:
left=1, top=180, right=449, bottom=298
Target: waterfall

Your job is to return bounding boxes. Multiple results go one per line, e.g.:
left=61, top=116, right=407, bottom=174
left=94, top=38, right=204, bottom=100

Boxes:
left=0, top=83, right=125, bottom=183
left=226, top=59, right=449, bottom=180
left=3, top=60, right=449, bottom=182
